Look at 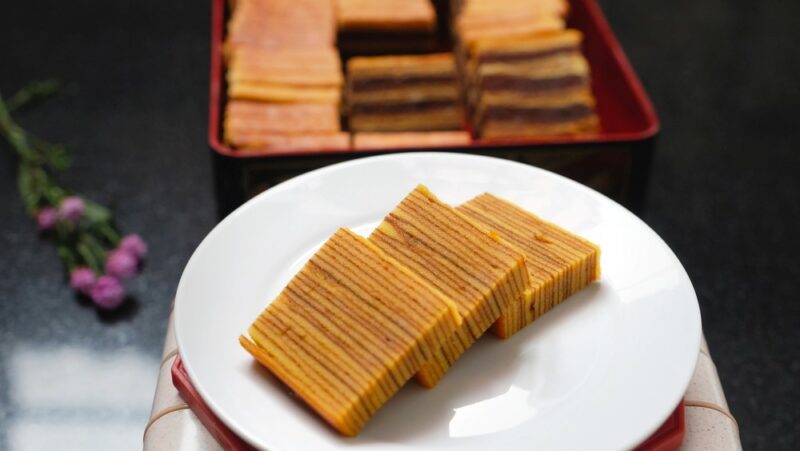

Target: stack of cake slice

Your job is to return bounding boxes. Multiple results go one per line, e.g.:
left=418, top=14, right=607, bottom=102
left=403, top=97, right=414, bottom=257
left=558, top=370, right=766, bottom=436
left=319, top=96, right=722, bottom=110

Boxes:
left=470, top=31, right=599, bottom=139
left=335, top=0, right=438, bottom=54
left=223, top=101, right=349, bottom=151
left=240, top=228, right=461, bottom=436
left=241, top=185, right=601, bottom=436
left=453, top=0, right=568, bottom=51
left=224, top=0, right=348, bottom=152
left=452, top=1, right=599, bottom=139
left=346, top=53, right=464, bottom=132
left=227, top=47, right=343, bottom=104
left=457, top=193, right=601, bottom=337
left=369, top=186, right=530, bottom=387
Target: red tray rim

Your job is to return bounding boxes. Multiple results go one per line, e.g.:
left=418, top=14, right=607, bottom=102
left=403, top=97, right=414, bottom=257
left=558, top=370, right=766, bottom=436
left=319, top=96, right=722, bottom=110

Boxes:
left=207, top=0, right=661, bottom=159
left=171, top=356, right=684, bottom=450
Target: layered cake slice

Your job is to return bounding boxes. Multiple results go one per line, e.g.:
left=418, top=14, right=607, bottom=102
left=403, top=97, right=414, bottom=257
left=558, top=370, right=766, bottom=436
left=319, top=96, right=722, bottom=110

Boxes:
left=457, top=193, right=600, bottom=338
left=475, top=87, right=599, bottom=139
left=468, top=28, right=583, bottom=68
left=240, top=228, right=461, bottom=436
left=224, top=101, right=342, bottom=149
left=347, top=54, right=464, bottom=132
left=353, top=131, right=471, bottom=149
left=466, top=30, right=600, bottom=139
left=227, top=47, right=343, bottom=104
left=454, top=0, right=567, bottom=53
left=336, top=0, right=436, bottom=32
left=231, top=133, right=351, bottom=153
left=226, top=0, right=336, bottom=50
left=369, top=185, right=530, bottom=387
left=471, top=52, right=590, bottom=105
left=335, top=0, right=437, bottom=54
left=456, top=15, right=565, bottom=52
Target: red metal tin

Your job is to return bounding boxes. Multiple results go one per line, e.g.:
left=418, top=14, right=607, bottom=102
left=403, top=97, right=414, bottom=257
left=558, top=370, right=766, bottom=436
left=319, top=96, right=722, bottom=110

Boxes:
left=208, top=0, right=660, bottom=216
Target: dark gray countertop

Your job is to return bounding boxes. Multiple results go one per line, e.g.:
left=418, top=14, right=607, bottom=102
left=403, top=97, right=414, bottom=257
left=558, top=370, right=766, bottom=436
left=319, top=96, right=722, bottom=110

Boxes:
left=1, top=0, right=798, bottom=449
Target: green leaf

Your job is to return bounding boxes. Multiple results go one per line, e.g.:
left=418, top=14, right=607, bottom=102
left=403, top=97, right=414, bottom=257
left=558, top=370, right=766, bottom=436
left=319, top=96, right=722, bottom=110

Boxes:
left=32, top=137, right=71, bottom=171
left=97, top=222, right=121, bottom=246
left=6, top=79, right=61, bottom=113
left=17, top=163, right=41, bottom=214
left=83, top=200, right=112, bottom=224
left=77, top=241, right=102, bottom=274
left=57, top=245, right=77, bottom=272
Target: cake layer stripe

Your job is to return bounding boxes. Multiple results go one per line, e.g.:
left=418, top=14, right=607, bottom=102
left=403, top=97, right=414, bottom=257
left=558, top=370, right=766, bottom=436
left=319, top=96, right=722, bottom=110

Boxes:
left=480, top=74, right=587, bottom=92
left=478, top=45, right=577, bottom=64
left=369, top=186, right=529, bottom=387
left=457, top=194, right=600, bottom=338
left=350, top=100, right=460, bottom=115
left=481, top=104, right=594, bottom=124
left=242, top=228, right=460, bottom=435
left=350, top=75, right=458, bottom=91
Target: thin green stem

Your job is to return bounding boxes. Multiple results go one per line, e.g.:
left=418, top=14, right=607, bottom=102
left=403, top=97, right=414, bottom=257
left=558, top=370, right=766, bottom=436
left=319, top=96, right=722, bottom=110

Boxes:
left=77, top=241, right=102, bottom=274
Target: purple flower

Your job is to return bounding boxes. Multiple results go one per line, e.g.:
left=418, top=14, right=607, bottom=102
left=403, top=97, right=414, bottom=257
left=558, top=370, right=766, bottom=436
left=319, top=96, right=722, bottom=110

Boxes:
left=69, top=267, right=97, bottom=295
left=119, top=234, right=148, bottom=260
left=58, top=196, right=85, bottom=222
left=90, top=276, right=125, bottom=310
left=36, top=207, right=58, bottom=231
left=105, top=249, right=138, bottom=279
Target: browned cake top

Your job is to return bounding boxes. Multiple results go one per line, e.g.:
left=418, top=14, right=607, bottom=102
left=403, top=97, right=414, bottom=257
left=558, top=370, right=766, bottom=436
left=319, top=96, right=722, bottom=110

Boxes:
left=336, top=0, right=436, bottom=32
left=227, top=0, right=336, bottom=49
left=458, top=193, right=600, bottom=283
left=347, top=53, right=457, bottom=76
left=227, top=47, right=343, bottom=86
left=370, top=185, right=529, bottom=322
left=224, top=101, right=341, bottom=146
left=470, top=29, right=583, bottom=63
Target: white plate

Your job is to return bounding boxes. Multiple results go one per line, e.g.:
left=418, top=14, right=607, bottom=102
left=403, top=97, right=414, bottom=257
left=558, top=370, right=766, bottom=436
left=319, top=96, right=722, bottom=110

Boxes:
left=175, top=153, right=701, bottom=451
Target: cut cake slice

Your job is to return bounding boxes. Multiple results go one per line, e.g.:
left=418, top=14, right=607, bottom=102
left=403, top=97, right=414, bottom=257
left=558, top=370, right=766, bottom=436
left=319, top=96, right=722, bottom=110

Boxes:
left=469, top=52, right=590, bottom=105
left=240, top=228, right=461, bottom=436
left=224, top=101, right=341, bottom=148
left=233, top=132, right=351, bottom=153
left=457, top=193, right=600, bottom=338
left=475, top=89, right=599, bottom=139
left=353, top=131, right=471, bottom=149
left=227, top=47, right=343, bottom=104
left=346, top=54, right=464, bottom=132
left=346, top=53, right=461, bottom=103
left=369, top=185, right=530, bottom=387
left=336, top=0, right=436, bottom=32
left=226, top=0, right=336, bottom=50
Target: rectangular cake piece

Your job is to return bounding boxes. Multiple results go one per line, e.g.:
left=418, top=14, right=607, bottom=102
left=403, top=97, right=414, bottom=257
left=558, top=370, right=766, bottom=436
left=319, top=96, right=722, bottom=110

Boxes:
left=457, top=193, right=600, bottom=338
left=349, top=104, right=464, bottom=132
left=346, top=53, right=460, bottom=103
left=227, top=47, right=343, bottom=104
left=466, top=30, right=600, bottom=139
left=369, top=185, right=530, bottom=387
left=471, top=52, right=590, bottom=103
left=347, top=54, right=465, bottom=132
left=457, top=16, right=565, bottom=52
left=233, top=132, right=351, bottom=153
left=227, top=0, right=336, bottom=50
left=224, top=101, right=341, bottom=148
left=335, top=0, right=436, bottom=32
left=458, top=0, right=569, bottom=21
left=475, top=88, right=599, bottom=139
left=353, top=131, right=471, bottom=149
left=468, top=28, right=583, bottom=67
left=241, top=228, right=461, bottom=436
